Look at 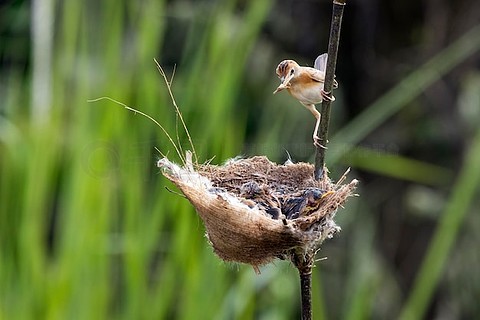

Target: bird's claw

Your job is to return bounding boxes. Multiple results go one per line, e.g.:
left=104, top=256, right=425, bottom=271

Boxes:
left=321, top=89, right=335, bottom=102
left=313, top=136, right=328, bottom=149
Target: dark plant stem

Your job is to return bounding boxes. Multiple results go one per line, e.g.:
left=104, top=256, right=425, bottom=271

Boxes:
left=300, top=268, right=313, bottom=320
left=297, top=1, right=346, bottom=319
left=314, top=0, right=346, bottom=180
left=293, top=252, right=315, bottom=320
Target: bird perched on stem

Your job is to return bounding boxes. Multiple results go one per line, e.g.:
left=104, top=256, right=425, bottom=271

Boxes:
left=273, top=53, right=338, bottom=147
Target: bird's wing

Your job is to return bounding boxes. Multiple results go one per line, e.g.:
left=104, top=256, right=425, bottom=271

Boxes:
left=314, top=53, right=328, bottom=72
left=304, top=67, right=326, bottom=83
left=313, top=53, right=339, bottom=88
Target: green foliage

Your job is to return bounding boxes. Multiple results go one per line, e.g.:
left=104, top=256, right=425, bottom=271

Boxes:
left=400, top=122, right=480, bottom=319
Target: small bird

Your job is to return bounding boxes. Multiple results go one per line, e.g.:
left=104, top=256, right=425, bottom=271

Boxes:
left=282, top=188, right=334, bottom=220
left=273, top=53, right=338, bottom=147
left=239, top=181, right=285, bottom=222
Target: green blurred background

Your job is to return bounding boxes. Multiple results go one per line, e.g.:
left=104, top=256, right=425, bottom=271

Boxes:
left=1, top=0, right=479, bottom=319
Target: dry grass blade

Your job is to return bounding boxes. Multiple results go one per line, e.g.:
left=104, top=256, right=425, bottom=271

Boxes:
left=154, top=58, right=198, bottom=164
left=87, top=96, right=186, bottom=165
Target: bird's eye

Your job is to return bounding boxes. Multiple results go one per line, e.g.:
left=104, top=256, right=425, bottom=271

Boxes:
left=290, top=69, right=294, bottom=75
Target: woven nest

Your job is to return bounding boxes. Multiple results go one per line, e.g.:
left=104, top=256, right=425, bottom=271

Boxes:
left=157, top=152, right=357, bottom=269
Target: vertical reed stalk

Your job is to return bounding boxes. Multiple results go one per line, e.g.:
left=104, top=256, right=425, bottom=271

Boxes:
left=314, top=0, right=346, bottom=180
left=299, top=1, right=346, bottom=319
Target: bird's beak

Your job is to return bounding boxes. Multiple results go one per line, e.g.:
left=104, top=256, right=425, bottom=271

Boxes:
left=320, top=190, right=335, bottom=199
left=273, top=86, right=283, bottom=94
left=273, top=73, right=294, bottom=94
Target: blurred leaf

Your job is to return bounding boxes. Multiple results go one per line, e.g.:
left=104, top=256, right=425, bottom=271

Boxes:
left=342, top=146, right=453, bottom=186
left=458, top=71, right=480, bottom=133
left=400, top=125, right=480, bottom=320
left=328, top=24, right=480, bottom=164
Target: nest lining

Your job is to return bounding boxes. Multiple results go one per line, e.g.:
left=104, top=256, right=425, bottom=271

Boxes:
left=158, top=154, right=357, bottom=268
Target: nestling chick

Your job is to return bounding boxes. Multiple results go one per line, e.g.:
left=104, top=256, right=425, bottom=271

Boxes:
left=273, top=53, right=338, bottom=147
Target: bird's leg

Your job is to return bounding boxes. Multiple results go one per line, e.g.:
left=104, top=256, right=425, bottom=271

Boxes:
left=321, top=89, right=335, bottom=102
left=304, top=104, right=327, bottom=149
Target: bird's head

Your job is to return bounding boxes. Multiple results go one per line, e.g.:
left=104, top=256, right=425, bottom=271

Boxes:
left=273, top=60, right=299, bottom=94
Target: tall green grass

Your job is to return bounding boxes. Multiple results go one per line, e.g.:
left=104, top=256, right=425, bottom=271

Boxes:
left=1, top=1, right=479, bottom=319
left=0, top=1, right=293, bottom=319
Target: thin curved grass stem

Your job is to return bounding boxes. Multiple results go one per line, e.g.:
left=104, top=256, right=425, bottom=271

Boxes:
left=87, top=96, right=186, bottom=165
left=154, top=58, right=198, bottom=164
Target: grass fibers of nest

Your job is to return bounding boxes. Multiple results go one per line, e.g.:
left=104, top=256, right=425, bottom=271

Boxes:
left=158, top=152, right=357, bottom=270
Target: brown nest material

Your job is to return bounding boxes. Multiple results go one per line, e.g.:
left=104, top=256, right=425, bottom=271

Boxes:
left=157, top=152, right=358, bottom=269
